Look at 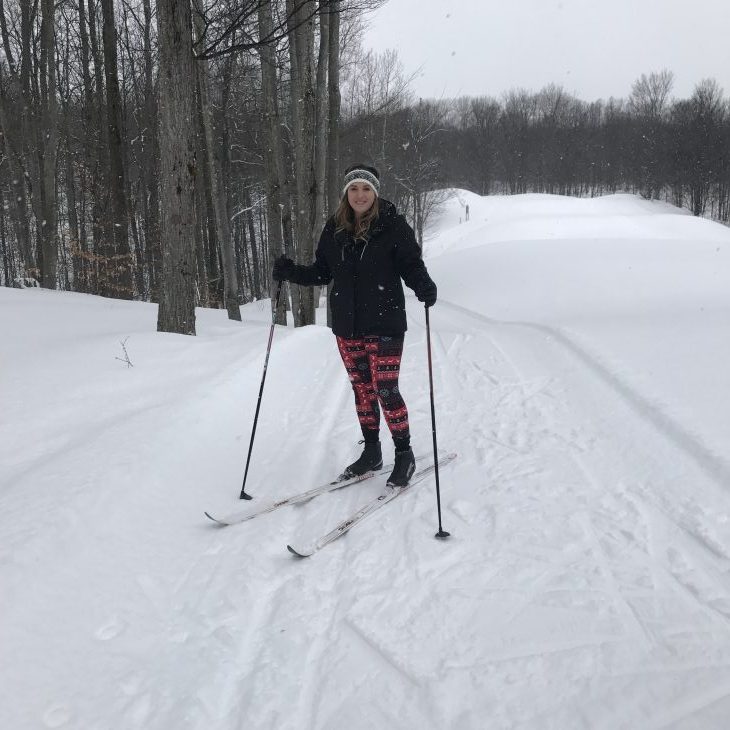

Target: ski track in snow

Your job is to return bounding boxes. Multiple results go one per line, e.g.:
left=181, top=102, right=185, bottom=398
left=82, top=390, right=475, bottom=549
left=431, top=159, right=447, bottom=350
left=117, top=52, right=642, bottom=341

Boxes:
left=1, top=299, right=727, bottom=728
left=178, top=294, right=730, bottom=730
left=103, top=347, right=356, bottom=729
left=427, top=297, right=730, bottom=728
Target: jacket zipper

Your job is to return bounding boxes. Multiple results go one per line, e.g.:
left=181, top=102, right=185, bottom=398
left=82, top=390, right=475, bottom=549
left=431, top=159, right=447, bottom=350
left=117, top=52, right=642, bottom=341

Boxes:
left=340, top=235, right=369, bottom=337
left=352, top=238, right=368, bottom=337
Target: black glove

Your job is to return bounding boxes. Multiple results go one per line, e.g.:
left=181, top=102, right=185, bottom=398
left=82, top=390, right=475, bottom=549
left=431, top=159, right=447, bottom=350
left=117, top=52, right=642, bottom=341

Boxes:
left=272, top=255, right=295, bottom=282
left=415, top=277, right=437, bottom=307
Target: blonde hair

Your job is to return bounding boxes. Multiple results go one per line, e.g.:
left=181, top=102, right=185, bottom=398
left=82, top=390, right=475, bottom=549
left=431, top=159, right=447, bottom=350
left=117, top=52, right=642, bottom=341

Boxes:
left=335, top=195, right=380, bottom=240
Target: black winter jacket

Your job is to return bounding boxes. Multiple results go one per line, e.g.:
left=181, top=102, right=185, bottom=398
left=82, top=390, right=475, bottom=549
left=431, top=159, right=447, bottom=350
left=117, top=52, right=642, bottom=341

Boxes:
left=286, top=200, right=434, bottom=338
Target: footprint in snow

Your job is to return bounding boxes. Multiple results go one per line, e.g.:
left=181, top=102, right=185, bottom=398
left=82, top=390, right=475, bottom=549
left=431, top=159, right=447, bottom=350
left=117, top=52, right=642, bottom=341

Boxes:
left=43, top=705, right=72, bottom=728
left=94, top=615, right=126, bottom=641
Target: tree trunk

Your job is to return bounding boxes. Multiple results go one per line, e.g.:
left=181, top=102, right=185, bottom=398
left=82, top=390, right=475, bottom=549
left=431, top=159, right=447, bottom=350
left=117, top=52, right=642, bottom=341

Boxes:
left=242, top=186, right=261, bottom=300
left=156, top=0, right=197, bottom=335
left=313, top=3, right=329, bottom=234
left=100, top=0, right=134, bottom=298
left=239, top=215, right=252, bottom=296
left=258, top=0, right=289, bottom=324
left=0, top=0, right=34, bottom=276
left=141, top=0, right=160, bottom=301
left=38, top=0, right=59, bottom=288
left=0, top=98, right=34, bottom=275
left=64, top=133, right=81, bottom=288
left=19, top=0, right=38, bottom=266
left=199, top=118, right=222, bottom=307
left=193, top=188, right=208, bottom=307
left=0, top=187, right=16, bottom=284
left=192, top=0, right=240, bottom=321
left=286, top=0, right=316, bottom=326
left=87, top=0, right=109, bottom=292
left=77, top=0, right=94, bottom=292
left=325, top=0, right=340, bottom=328
left=326, top=0, right=341, bottom=214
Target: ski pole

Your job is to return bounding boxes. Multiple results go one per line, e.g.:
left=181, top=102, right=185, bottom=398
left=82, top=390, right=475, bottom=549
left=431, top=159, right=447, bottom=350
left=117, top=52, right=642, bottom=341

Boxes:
left=239, top=280, right=284, bottom=500
left=425, top=304, right=450, bottom=538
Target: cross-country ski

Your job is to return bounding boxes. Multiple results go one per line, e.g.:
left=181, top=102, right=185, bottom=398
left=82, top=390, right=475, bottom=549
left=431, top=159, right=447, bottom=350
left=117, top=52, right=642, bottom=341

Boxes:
left=287, top=453, right=457, bottom=557
left=205, top=453, right=431, bottom=526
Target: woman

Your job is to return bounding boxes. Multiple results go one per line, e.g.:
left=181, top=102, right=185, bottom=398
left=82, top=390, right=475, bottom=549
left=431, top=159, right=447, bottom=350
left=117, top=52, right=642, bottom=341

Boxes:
left=272, top=164, right=437, bottom=487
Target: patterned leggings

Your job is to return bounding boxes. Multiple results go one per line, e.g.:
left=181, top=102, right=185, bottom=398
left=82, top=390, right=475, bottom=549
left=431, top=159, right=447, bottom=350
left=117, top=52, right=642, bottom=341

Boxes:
left=336, top=335, right=410, bottom=445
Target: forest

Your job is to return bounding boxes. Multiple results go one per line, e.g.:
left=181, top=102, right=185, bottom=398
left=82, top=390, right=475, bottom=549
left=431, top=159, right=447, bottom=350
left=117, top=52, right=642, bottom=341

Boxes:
left=1, top=0, right=728, bottom=332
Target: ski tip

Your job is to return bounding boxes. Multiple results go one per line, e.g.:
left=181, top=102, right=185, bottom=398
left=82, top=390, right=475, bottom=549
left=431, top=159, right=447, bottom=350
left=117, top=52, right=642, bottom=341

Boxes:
left=287, top=544, right=312, bottom=558
left=204, top=512, right=228, bottom=526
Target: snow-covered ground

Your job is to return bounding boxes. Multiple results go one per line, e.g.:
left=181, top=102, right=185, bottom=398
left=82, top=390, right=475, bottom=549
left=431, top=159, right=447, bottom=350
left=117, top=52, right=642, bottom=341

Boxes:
left=3, top=191, right=730, bottom=729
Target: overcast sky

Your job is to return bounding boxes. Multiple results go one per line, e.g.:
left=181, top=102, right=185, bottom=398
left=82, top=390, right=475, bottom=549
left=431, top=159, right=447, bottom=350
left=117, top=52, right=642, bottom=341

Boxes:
left=363, top=0, right=730, bottom=103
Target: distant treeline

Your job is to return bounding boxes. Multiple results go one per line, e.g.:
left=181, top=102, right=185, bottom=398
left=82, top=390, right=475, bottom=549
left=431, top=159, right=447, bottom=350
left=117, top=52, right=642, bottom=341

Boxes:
left=344, top=71, right=730, bottom=226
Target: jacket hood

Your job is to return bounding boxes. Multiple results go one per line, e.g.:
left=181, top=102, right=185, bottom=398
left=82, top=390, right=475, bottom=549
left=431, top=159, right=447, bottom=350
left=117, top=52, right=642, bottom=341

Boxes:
left=377, top=198, right=398, bottom=219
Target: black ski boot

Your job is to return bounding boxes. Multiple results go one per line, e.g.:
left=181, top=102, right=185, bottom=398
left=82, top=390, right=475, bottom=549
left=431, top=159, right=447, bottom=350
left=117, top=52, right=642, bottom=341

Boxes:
left=387, top=447, right=415, bottom=487
left=342, top=441, right=383, bottom=479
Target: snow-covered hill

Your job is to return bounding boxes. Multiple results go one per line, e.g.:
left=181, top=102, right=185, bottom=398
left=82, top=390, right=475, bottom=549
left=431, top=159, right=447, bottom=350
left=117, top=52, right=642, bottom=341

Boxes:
left=2, top=192, right=730, bottom=729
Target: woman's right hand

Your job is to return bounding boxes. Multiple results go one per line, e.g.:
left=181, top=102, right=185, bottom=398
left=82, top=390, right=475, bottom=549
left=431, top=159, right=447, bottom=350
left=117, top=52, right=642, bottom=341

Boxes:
left=272, top=255, right=295, bottom=282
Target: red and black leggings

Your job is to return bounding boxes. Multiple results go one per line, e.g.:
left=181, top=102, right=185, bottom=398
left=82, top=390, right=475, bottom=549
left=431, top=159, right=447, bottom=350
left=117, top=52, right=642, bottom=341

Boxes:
left=336, top=335, right=410, bottom=450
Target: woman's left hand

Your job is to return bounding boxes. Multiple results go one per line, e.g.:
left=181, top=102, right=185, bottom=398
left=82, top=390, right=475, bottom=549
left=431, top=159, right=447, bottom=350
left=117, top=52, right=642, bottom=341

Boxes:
left=416, top=278, right=437, bottom=307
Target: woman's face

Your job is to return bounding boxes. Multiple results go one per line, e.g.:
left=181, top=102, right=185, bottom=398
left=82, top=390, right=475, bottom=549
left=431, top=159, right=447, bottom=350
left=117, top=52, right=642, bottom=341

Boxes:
left=347, top=183, right=376, bottom=217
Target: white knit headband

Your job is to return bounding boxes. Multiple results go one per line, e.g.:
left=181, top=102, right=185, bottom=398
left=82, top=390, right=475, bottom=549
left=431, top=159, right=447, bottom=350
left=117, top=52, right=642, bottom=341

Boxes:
left=342, top=169, right=380, bottom=197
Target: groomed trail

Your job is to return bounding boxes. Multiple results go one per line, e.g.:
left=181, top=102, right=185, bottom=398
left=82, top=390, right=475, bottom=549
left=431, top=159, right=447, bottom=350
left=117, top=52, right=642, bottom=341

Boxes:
left=3, top=193, right=730, bottom=729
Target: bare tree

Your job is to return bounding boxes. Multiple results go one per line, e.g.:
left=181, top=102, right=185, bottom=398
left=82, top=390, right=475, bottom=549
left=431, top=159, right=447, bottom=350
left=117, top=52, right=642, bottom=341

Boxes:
left=0, top=0, right=60, bottom=287
left=325, top=0, right=341, bottom=213
left=141, top=0, right=160, bottom=299
left=389, top=100, right=447, bottom=244
left=500, top=89, right=537, bottom=194
left=193, top=0, right=241, bottom=321
left=257, top=0, right=288, bottom=325
left=286, top=0, right=316, bottom=325
left=100, top=0, right=134, bottom=297
left=156, top=0, right=197, bottom=335
left=313, top=0, right=329, bottom=233
left=469, top=96, right=500, bottom=194
left=629, top=70, right=674, bottom=118
left=629, top=70, right=674, bottom=199
left=0, top=24, right=34, bottom=278
left=671, top=79, right=726, bottom=216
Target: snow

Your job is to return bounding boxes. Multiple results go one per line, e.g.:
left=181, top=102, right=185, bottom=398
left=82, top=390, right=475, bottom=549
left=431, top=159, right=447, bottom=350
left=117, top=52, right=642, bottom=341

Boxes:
left=3, top=191, right=730, bottom=729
